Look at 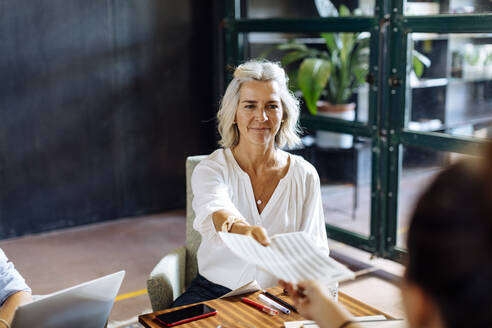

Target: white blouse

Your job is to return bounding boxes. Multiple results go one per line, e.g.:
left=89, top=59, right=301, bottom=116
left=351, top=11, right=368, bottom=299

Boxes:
left=192, top=148, right=329, bottom=290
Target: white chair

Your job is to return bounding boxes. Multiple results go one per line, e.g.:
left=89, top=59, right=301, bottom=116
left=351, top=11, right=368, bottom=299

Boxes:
left=146, top=155, right=206, bottom=311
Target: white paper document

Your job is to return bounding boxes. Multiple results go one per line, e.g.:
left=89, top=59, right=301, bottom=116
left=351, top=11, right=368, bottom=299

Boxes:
left=285, top=318, right=406, bottom=328
left=284, top=320, right=318, bottom=328
left=219, top=231, right=355, bottom=284
left=219, top=280, right=262, bottom=298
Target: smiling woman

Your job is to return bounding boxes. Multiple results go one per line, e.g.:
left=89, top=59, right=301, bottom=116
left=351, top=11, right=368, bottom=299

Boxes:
left=235, top=80, right=283, bottom=147
left=169, top=60, right=332, bottom=308
left=217, top=61, right=301, bottom=149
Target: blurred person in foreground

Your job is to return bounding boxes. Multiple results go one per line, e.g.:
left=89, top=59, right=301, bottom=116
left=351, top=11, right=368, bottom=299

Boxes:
left=0, top=249, right=31, bottom=327
left=282, top=142, right=492, bottom=328
left=172, top=60, right=330, bottom=307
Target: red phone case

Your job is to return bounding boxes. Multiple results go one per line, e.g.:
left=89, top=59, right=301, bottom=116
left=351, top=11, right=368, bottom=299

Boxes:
left=156, top=309, right=217, bottom=327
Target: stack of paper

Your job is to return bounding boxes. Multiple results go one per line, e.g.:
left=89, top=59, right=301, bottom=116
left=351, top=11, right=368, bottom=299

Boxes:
left=285, top=318, right=407, bottom=328
left=219, top=231, right=355, bottom=284
left=219, top=280, right=262, bottom=298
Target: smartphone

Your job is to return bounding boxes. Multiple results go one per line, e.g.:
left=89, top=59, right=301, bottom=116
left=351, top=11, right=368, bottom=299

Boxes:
left=155, top=304, right=217, bottom=327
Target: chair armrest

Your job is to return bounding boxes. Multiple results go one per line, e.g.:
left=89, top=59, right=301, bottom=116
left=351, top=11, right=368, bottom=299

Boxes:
left=147, top=246, right=186, bottom=312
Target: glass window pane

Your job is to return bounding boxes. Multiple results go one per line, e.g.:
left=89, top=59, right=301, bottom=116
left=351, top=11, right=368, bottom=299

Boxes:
left=396, top=145, right=477, bottom=249
left=245, top=0, right=375, bottom=18
left=405, top=0, right=492, bottom=15
left=288, top=132, right=372, bottom=237
left=246, top=32, right=371, bottom=124
left=407, top=33, right=492, bottom=140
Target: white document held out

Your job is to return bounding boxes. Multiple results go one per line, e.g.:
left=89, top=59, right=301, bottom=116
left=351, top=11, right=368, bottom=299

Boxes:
left=219, top=231, right=354, bottom=284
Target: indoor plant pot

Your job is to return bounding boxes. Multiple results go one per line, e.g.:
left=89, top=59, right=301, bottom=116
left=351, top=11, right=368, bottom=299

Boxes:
left=316, top=101, right=355, bottom=149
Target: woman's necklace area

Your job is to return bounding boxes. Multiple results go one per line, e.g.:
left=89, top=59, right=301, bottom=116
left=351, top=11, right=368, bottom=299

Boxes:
left=231, top=147, right=280, bottom=207
left=254, top=173, right=275, bottom=206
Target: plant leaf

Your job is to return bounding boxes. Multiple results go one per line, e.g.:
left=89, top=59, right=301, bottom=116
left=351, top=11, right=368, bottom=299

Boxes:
left=340, top=33, right=355, bottom=63
left=412, top=49, right=431, bottom=67
left=353, top=67, right=368, bottom=84
left=413, top=56, right=424, bottom=77
left=339, top=4, right=351, bottom=17
left=286, top=70, right=299, bottom=91
left=321, top=33, right=337, bottom=54
left=277, top=42, right=309, bottom=51
left=298, top=58, right=331, bottom=115
left=281, top=50, right=310, bottom=67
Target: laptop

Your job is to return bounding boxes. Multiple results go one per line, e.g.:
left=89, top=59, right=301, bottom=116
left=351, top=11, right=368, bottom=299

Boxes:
left=12, top=270, right=125, bottom=328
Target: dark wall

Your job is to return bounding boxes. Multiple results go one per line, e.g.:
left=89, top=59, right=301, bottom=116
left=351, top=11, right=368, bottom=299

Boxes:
left=0, top=1, right=220, bottom=238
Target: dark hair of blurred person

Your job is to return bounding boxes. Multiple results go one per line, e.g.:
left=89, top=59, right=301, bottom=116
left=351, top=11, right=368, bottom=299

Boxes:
left=404, top=143, right=492, bottom=328
left=281, top=142, right=492, bottom=328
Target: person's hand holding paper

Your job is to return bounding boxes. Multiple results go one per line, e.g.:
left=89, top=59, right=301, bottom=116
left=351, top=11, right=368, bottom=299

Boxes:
left=218, top=231, right=354, bottom=285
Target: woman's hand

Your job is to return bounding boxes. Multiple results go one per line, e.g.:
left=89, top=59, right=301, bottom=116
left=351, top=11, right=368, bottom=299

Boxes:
left=279, top=280, right=353, bottom=328
left=212, top=210, right=270, bottom=246
left=231, top=223, right=271, bottom=246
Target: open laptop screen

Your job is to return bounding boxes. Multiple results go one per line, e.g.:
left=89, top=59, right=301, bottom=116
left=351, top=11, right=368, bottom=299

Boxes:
left=12, top=270, right=125, bottom=328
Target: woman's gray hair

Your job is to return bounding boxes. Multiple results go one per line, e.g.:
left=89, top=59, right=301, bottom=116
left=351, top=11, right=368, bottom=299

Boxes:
left=217, top=60, right=302, bottom=149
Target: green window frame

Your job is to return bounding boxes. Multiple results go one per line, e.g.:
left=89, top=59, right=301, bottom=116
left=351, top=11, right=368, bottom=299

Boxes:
left=223, top=0, right=492, bottom=260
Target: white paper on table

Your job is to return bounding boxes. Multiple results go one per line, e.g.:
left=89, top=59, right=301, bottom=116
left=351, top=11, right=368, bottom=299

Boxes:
left=284, top=320, right=318, bottom=328
left=219, top=280, right=262, bottom=298
left=356, top=320, right=407, bottom=328
left=356, top=315, right=387, bottom=322
left=285, top=318, right=406, bottom=328
left=218, top=231, right=355, bottom=284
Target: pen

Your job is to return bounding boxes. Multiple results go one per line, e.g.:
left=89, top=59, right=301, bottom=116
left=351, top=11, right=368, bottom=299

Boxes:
left=241, top=297, right=278, bottom=316
left=263, top=290, right=298, bottom=313
left=259, top=294, right=290, bottom=314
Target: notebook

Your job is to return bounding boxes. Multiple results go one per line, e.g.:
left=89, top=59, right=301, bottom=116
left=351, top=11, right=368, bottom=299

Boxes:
left=12, top=270, right=125, bottom=328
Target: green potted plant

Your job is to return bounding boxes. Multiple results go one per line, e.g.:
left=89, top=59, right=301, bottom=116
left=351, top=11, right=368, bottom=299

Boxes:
left=270, top=4, right=368, bottom=148
left=266, top=4, right=429, bottom=148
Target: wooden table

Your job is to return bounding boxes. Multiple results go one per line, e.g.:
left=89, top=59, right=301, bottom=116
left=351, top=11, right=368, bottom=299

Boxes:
left=139, top=287, right=393, bottom=328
